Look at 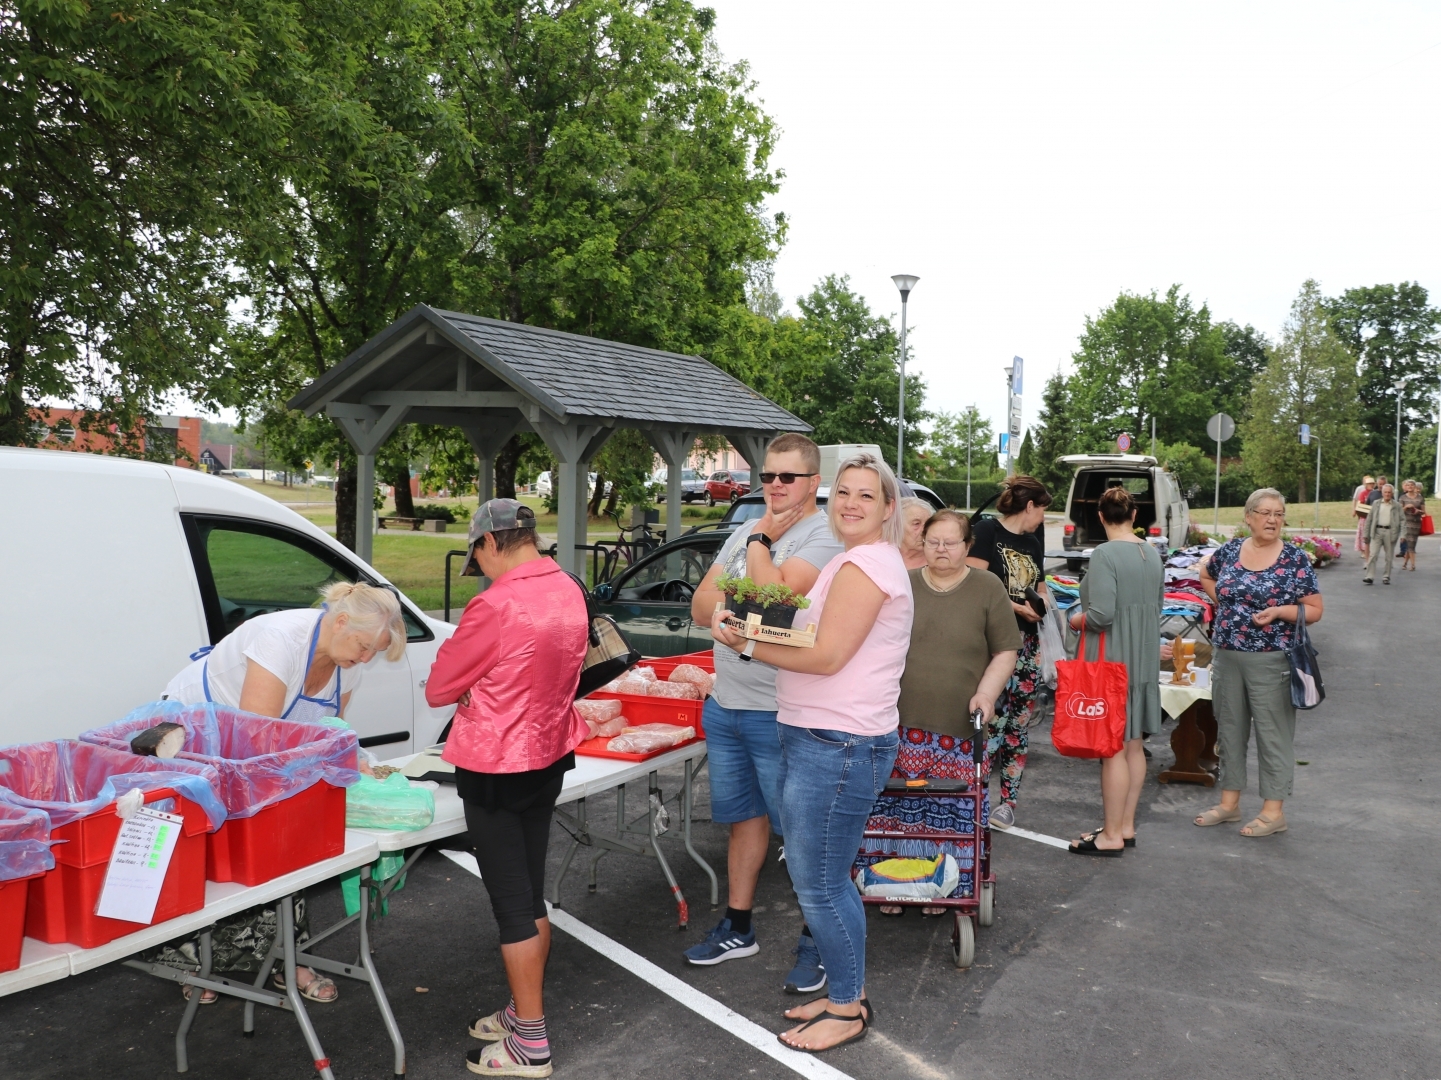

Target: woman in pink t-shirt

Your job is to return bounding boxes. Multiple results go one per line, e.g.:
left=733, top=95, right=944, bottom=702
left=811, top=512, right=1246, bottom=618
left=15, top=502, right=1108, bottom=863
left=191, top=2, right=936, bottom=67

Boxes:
left=712, top=452, right=912, bottom=1054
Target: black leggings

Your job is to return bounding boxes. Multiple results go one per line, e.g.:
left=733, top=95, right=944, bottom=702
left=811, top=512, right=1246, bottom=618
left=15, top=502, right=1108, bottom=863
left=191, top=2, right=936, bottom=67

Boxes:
left=462, top=774, right=564, bottom=944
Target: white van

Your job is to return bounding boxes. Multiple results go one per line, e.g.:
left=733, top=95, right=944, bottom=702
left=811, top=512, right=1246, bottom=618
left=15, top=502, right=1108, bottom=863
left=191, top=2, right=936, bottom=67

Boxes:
left=1053, top=454, right=1191, bottom=569
left=0, top=448, right=456, bottom=752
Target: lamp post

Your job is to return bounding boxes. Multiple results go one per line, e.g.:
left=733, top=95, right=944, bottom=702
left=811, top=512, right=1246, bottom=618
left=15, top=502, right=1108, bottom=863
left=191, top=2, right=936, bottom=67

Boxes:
left=966, top=405, right=973, bottom=510
left=892, top=274, right=919, bottom=475
left=1394, top=374, right=1418, bottom=485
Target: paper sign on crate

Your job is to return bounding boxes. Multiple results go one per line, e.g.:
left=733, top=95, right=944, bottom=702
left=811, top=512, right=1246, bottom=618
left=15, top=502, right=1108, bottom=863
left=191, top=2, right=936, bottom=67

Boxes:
left=714, top=603, right=817, bottom=648
left=95, top=806, right=183, bottom=924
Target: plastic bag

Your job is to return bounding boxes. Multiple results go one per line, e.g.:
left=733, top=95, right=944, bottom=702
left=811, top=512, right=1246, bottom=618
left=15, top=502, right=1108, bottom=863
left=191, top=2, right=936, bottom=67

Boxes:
left=594, top=716, right=628, bottom=738
left=80, top=701, right=360, bottom=820
left=340, top=852, right=408, bottom=917
left=0, top=739, right=226, bottom=831
left=668, top=665, right=709, bottom=687
left=608, top=724, right=695, bottom=754
left=646, top=681, right=701, bottom=700
left=575, top=699, right=623, bottom=723
left=1037, top=610, right=1066, bottom=689
left=0, top=802, right=54, bottom=882
left=854, top=854, right=960, bottom=900
left=610, top=677, right=650, bottom=696
left=631, top=666, right=658, bottom=682
left=344, top=772, right=435, bottom=830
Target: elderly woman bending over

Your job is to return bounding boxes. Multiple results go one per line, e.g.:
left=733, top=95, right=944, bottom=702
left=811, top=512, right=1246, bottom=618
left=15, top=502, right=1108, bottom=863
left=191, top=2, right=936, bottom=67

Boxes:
left=713, top=452, right=912, bottom=1054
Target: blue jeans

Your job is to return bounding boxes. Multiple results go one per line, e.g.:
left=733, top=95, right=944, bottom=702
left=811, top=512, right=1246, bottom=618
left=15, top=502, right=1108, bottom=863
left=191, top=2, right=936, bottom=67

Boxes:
left=777, top=724, right=900, bottom=1005
left=702, top=699, right=784, bottom=831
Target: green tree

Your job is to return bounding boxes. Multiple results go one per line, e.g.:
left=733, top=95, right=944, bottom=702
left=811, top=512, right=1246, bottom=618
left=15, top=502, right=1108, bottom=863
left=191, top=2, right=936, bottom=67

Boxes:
left=1215, top=321, right=1270, bottom=424
left=1400, top=424, right=1437, bottom=494
left=1152, top=440, right=1212, bottom=503
left=922, top=407, right=996, bottom=482
left=1028, top=370, right=1077, bottom=493
left=1015, top=430, right=1037, bottom=476
left=1325, top=282, right=1441, bottom=467
left=1240, top=281, right=1366, bottom=503
left=1069, top=286, right=1233, bottom=451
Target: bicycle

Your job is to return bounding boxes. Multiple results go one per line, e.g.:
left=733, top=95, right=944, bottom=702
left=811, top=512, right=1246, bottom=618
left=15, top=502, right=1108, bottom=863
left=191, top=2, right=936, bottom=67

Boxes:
left=596, top=508, right=663, bottom=581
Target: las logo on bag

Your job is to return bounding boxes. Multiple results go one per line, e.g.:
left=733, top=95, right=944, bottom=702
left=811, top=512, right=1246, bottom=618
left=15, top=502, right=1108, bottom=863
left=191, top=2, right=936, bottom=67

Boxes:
left=1051, top=630, right=1128, bottom=759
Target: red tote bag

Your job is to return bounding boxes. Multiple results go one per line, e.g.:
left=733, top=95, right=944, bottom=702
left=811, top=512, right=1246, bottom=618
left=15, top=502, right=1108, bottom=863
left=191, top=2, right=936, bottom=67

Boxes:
left=1051, top=630, right=1129, bottom=759
left=1422, top=514, right=1435, bottom=537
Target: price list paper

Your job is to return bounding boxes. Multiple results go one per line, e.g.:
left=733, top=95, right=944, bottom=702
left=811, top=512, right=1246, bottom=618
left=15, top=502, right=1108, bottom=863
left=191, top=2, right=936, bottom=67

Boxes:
left=95, top=806, right=184, bottom=924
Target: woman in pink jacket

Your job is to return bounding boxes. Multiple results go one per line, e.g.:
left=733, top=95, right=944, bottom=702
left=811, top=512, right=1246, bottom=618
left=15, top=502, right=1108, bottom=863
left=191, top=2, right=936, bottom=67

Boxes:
left=426, top=499, right=589, bottom=1078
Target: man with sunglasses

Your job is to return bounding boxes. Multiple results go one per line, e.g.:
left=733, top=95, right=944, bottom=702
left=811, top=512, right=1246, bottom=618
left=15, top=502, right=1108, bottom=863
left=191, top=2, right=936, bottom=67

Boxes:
left=685, top=433, right=843, bottom=991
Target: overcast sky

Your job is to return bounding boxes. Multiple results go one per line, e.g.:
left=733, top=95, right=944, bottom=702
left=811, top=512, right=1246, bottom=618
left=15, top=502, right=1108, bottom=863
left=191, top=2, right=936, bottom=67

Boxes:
left=705, top=0, right=1441, bottom=438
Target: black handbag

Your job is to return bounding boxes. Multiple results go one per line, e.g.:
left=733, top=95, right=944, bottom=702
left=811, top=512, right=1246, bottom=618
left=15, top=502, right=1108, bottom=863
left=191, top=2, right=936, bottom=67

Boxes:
left=565, top=572, right=643, bottom=698
left=1288, top=604, right=1324, bottom=710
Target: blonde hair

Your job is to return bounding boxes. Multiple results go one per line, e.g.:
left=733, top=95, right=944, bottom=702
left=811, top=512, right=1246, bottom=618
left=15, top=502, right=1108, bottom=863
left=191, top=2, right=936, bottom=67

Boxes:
left=1243, top=488, right=1286, bottom=516
left=828, top=452, right=904, bottom=546
left=321, top=581, right=406, bottom=662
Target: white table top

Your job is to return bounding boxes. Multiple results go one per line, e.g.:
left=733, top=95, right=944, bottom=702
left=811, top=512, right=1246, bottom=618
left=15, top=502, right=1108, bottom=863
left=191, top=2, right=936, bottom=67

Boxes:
left=361, top=741, right=707, bottom=853
left=0, top=831, right=380, bottom=996
left=1159, top=673, right=1213, bottom=719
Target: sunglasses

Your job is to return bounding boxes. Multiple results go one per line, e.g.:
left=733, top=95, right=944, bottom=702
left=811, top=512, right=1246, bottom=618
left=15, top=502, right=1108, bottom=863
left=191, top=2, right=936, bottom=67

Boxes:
left=759, top=471, right=817, bottom=485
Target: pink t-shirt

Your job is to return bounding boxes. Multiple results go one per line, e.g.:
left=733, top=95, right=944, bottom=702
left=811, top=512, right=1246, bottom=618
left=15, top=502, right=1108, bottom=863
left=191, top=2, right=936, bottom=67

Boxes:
left=775, top=541, right=914, bottom=736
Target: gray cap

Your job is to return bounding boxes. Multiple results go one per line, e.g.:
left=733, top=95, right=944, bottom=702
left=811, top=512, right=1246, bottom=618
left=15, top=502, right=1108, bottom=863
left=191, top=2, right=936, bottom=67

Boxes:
left=461, top=499, right=536, bottom=576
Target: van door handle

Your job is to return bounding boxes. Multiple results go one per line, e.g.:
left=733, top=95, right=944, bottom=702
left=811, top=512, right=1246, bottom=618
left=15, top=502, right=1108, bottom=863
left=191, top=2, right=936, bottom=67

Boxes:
left=666, top=617, right=684, bottom=631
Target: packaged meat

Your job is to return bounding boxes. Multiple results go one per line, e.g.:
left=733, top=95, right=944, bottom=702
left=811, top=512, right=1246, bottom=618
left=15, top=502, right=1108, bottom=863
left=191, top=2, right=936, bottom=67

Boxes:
left=667, top=664, right=710, bottom=687
left=612, top=677, right=650, bottom=696
left=647, top=680, right=701, bottom=700
left=606, top=725, right=696, bottom=755
left=585, top=719, right=599, bottom=738
left=631, top=666, right=659, bottom=682
left=595, top=716, right=628, bottom=738
left=620, top=723, right=696, bottom=741
left=575, top=699, right=624, bottom=723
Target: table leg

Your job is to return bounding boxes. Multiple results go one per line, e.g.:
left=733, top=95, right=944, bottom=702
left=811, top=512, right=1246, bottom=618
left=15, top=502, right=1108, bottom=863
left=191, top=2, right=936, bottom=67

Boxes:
left=549, top=797, right=586, bottom=906
left=648, top=772, right=688, bottom=929
left=174, top=929, right=211, bottom=1072
left=359, top=864, right=407, bottom=1078
left=244, top=924, right=284, bottom=1038
left=1158, top=702, right=1217, bottom=786
left=280, top=897, right=337, bottom=1080
left=1196, top=700, right=1219, bottom=769
left=682, top=754, right=718, bottom=907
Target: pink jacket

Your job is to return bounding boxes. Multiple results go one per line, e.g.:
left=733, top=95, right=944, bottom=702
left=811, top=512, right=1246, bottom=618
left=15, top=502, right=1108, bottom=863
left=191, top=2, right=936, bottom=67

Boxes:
left=427, top=557, right=589, bottom=773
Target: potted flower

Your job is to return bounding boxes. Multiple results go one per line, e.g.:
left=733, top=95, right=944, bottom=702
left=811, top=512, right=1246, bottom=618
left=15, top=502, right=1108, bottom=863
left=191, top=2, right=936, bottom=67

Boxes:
left=716, top=574, right=812, bottom=628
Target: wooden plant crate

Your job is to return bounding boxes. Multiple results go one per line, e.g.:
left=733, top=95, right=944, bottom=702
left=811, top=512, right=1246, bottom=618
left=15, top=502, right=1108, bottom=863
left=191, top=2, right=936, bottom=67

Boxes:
left=714, top=603, right=817, bottom=648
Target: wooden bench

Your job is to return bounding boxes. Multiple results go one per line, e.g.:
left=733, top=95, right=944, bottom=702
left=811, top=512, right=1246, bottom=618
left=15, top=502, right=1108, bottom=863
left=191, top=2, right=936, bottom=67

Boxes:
left=378, top=516, right=422, bottom=531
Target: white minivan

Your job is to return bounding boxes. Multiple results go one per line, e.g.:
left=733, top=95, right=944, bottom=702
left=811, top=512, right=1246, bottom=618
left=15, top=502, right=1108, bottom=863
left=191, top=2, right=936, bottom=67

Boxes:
left=0, top=448, right=457, bottom=752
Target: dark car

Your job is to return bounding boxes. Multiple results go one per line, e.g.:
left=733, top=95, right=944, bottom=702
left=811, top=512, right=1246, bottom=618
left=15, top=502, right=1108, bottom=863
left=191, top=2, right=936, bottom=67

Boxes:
left=715, top=479, right=945, bottom=527
left=589, top=527, right=736, bottom=657
left=703, top=469, right=750, bottom=505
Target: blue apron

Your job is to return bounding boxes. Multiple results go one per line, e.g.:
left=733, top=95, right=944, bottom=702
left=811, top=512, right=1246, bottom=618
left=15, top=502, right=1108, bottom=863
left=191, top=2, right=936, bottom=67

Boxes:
left=201, top=608, right=342, bottom=721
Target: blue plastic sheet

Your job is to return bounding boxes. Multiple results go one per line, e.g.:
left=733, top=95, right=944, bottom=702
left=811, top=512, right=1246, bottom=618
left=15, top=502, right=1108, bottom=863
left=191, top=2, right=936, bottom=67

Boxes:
left=0, top=740, right=226, bottom=831
left=80, top=702, right=359, bottom=820
left=0, top=802, right=54, bottom=882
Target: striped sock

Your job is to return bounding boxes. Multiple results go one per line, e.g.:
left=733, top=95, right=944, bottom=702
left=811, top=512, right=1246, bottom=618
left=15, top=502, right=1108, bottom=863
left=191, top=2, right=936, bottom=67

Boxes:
left=504, top=1014, right=550, bottom=1065
left=501, top=997, right=518, bottom=1033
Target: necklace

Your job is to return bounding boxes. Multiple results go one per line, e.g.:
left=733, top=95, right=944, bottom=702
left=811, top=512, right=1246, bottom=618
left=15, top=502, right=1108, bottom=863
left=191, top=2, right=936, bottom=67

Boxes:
left=922, top=566, right=969, bottom=594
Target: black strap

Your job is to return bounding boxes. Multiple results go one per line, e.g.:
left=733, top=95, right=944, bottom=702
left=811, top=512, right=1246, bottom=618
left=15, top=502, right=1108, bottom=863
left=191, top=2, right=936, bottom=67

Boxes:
left=562, top=570, right=602, bottom=647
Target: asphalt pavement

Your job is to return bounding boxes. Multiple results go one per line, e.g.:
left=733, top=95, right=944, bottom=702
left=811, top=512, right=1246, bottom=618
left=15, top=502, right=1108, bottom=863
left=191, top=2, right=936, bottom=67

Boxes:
left=2, top=548, right=1437, bottom=1079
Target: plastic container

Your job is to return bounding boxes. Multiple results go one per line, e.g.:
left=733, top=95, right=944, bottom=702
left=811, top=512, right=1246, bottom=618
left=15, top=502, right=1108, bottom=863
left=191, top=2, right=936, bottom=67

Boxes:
left=0, top=803, right=53, bottom=972
left=645, top=651, right=715, bottom=679
left=584, top=693, right=705, bottom=735
left=80, top=703, right=359, bottom=886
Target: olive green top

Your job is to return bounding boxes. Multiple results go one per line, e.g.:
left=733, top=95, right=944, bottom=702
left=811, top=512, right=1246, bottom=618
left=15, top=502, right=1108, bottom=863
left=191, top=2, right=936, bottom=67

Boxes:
left=1078, top=540, right=1164, bottom=740
left=898, top=567, right=1022, bottom=737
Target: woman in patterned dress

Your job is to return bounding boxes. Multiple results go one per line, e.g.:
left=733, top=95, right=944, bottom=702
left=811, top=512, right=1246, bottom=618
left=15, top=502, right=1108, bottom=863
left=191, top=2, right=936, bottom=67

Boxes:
left=1399, top=479, right=1425, bottom=571
left=868, top=510, right=1020, bottom=915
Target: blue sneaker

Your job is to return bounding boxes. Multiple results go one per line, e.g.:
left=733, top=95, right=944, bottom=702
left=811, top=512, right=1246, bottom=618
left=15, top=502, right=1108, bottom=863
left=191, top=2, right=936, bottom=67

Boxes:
left=683, top=918, right=759, bottom=966
left=783, top=931, right=826, bottom=993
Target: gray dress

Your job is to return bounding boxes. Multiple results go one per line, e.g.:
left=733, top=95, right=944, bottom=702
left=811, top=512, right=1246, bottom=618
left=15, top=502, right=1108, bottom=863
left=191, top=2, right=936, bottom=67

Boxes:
left=1078, top=540, right=1164, bottom=740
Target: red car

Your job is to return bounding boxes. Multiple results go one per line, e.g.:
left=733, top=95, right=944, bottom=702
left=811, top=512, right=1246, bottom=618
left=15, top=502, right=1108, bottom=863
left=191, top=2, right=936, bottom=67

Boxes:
left=703, top=469, right=750, bottom=505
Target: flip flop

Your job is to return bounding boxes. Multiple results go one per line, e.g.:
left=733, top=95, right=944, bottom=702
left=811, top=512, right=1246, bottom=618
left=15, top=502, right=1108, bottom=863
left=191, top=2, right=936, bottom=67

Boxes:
left=1069, top=833, right=1123, bottom=857
left=778, top=1010, right=868, bottom=1054
left=1194, top=805, right=1242, bottom=827
left=784, top=997, right=873, bottom=1027
left=1240, top=813, right=1287, bottom=837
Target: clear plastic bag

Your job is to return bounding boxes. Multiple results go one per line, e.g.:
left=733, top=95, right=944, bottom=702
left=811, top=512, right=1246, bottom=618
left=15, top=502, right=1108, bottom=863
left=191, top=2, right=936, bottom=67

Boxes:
left=575, top=699, right=623, bottom=723
left=79, top=701, right=360, bottom=820
left=646, top=681, right=701, bottom=700
left=344, top=772, right=435, bottom=830
left=0, top=740, right=227, bottom=831
left=0, top=802, right=54, bottom=882
left=607, top=724, right=695, bottom=754
left=1037, top=611, right=1066, bottom=689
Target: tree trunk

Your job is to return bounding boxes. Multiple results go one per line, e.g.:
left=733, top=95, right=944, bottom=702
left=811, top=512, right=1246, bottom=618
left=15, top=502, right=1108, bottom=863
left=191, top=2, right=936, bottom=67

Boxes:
left=604, top=481, right=621, bottom=516
left=390, top=460, right=415, bottom=518
left=588, top=472, right=606, bottom=518
left=1297, top=475, right=1307, bottom=507
left=336, top=459, right=357, bottom=552
left=494, top=434, right=521, bottom=499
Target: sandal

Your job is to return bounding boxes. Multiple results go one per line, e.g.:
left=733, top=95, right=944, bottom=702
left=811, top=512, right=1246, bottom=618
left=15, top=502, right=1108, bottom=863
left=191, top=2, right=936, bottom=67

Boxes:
left=1091, top=828, right=1136, bottom=848
left=181, top=984, right=218, bottom=1005
left=1068, top=832, right=1123, bottom=857
left=1194, top=805, right=1241, bottom=827
left=272, top=969, right=338, bottom=1003
left=920, top=906, right=947, bottom=917
left=784, top=996, right=874, bottom=1027
left=1240, top=813, right=1287, bottom=837
left=778, top=1010, right=868, bottom=1054
left=465, top=1041, right=553, bottom=1077
left=470, top=1010, right=510, bottom=1042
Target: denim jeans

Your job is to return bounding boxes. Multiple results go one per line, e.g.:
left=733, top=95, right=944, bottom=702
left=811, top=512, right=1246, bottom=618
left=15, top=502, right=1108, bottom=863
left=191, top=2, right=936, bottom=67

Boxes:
left=777, top=724, right=900, bottom=1005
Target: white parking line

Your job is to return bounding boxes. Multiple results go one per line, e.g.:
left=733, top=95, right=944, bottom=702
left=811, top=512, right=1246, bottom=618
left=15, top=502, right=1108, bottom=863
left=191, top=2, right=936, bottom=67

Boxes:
left=439, top=849, right=857, bottom=1080
left=999, top=825, right=1072, bottom=850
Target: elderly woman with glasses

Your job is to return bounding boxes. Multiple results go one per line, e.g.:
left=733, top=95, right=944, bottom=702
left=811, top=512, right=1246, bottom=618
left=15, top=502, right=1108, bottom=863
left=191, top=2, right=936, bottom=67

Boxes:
left=1195, top=489, right=1323, bottom=838
left=868, top=509, right=1019, bottom=914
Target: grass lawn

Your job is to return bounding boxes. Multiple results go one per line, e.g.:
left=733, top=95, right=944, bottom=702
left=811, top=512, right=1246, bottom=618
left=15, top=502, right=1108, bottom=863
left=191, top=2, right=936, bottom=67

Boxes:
left=1199, top=499, right=1368, bottom=533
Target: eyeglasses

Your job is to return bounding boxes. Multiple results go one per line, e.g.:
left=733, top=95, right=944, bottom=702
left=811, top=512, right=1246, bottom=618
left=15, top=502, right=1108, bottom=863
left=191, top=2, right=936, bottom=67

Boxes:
left=1250, top=510, right=1286, bottom=520
left=924, top=538, right=965, bottom=551
left=759, top=472, right=817, bottom=485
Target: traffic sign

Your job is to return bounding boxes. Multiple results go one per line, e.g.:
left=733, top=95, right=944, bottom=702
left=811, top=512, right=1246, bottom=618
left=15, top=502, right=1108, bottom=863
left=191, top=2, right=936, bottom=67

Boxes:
left=1116, top=433, right=1132, bottom=452
left=1010, top=356, right=1024, bottom=395
left=999, top=433, right=1010, bottom=456
left=1206, top=412, right=1235, bottom=443
left=1299, top=425, right=1310, bottom=446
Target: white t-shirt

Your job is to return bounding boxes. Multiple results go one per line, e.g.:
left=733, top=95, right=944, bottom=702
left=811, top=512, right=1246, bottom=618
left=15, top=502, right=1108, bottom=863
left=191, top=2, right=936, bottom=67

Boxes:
left=164, top=608, right=364, bottom=710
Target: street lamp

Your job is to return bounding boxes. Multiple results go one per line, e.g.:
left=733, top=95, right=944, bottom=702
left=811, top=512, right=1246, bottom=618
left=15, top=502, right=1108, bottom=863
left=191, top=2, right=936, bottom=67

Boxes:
left=892, top=274, right=919, bottom=475
left=1394, top=374, right=1419, bottom=484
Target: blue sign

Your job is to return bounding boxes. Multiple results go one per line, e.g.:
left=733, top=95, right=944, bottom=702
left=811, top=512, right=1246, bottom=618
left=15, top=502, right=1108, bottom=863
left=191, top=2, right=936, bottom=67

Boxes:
left=999, top=433, right=1011, bottom=455
left=1011, top=356, right=1024, bottom=395
left=1299, top=424, right=1310, bottom=446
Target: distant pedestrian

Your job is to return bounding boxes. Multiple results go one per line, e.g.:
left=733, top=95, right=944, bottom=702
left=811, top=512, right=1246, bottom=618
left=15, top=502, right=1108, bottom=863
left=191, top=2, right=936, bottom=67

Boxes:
left=1196, top=489, right=1323, bottom=838
left=1364, top=484, right=1400, bottom=584
left=898, top=497, right=931, bottom=570
left=1065, top=487, right=1164, bottom=855
left=966, top=475, right=1053, bottom=831
left=1367, top=474, right=1389, bottom=506
left=1352, top=476, right=1375, bottom=553
left=1399, top=479, right=1425, bottom=572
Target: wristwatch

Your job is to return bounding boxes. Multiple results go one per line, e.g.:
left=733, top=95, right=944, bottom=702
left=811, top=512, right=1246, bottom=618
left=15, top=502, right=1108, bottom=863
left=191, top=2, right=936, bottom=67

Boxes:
left=738, top=639, right=758, bottom=662
left=747, top=533, right=774, bottom=551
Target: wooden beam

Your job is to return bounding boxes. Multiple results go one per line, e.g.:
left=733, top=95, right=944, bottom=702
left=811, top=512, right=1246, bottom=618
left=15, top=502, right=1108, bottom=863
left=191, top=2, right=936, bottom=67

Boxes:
left=360, top=390, right=524, bottom=409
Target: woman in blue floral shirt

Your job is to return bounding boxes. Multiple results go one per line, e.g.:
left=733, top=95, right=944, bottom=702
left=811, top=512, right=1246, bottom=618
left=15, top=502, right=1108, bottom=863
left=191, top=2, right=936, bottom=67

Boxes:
left=1195, top=489, right=1323, bottom=837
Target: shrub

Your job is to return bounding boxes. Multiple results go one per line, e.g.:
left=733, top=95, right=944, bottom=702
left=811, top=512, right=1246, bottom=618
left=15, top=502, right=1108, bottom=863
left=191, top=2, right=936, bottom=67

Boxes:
left=412, top=504, right=457, bottom=523
left=928, top=479, right=1005, bottom=511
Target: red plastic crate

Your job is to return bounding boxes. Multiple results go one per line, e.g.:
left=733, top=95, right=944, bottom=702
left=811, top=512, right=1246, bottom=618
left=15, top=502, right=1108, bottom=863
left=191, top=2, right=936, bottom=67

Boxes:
left=24, top=788, right=209, bottom=949
left=586, top=692, right=705, bottom=735
left=206, top=781, right=346, bottom=886
left=0, top=874, right=41, bottom=973
left=573, top=733, right=704, bottom=762
left=643, top=651, right=715, bottom=679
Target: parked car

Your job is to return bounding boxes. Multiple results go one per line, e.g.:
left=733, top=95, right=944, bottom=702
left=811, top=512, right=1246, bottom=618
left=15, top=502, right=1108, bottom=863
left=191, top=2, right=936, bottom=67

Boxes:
left=0, top=448, right=457, bottom=753
left=589, top=528, right=735, bottom=656
left=716, top=478, right=944, bottom=528
left=1053, top=454, right=1191, bottom=570
left=654, top=468, right=707, bottom=503
left=535, top=470, right=553, bottom=497
left=703, top=469, right=750, bottom=505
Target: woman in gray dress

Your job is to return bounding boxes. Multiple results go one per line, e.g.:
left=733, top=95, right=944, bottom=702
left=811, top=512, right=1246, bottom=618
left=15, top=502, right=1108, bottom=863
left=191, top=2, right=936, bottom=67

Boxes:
left=1065, top=486, right=1163, bottom=855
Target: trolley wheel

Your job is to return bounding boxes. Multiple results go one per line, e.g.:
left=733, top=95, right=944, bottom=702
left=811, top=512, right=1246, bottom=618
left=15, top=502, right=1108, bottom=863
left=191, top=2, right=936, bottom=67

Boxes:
left=951, top=912, right=976, bottom=969
left=978, top=882, right=995, bottom=928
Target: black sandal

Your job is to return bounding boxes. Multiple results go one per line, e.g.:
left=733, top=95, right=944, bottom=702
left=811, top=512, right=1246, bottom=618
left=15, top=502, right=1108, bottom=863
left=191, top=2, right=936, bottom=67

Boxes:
left=778, top=1010, right=868, bottom=1053
left=785, top=997, right=874, bottom=1027
left=1091, top=828, right=1136, bottom=848
left=1069, top=832, right=1124, bottom=857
